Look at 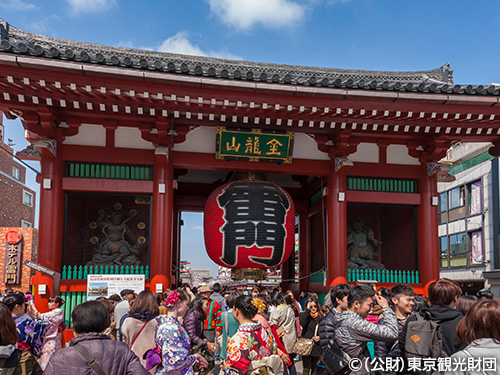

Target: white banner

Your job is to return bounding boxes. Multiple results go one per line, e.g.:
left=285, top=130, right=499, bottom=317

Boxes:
left=87, top=274, right=145, bottom=300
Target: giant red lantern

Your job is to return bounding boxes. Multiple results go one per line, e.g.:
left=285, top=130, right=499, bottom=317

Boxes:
left=204, top=180, right=295, bottom=269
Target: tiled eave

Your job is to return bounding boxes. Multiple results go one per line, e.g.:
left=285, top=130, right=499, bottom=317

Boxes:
left=6, top=17, right=496, bottom=96
left=2, top=53, right=500, bottom=142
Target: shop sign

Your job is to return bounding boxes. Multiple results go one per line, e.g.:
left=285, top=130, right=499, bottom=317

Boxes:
left=4, top=230, right=22, bottom=285
left=216, top=127, right=294, bottom=163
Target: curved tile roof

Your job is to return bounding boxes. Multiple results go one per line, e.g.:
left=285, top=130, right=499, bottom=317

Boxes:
left=1, top=17, right=495, bottom=95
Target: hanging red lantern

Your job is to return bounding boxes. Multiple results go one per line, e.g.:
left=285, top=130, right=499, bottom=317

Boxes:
left=204, top=180, right=295, bottom=269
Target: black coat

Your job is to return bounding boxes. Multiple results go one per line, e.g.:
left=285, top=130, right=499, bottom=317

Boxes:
left=318, top=309, right=337, bottom=349
left=299, top=309, right=322, bottom=357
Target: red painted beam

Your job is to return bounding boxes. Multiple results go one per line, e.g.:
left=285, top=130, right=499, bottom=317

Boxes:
left=63, top=178, right=153, bottom=193
left=62, top=145, right=154, bottom=165
left=346, top=191, right=421, bottom=205
left=172, top=151, right=330, bottom=176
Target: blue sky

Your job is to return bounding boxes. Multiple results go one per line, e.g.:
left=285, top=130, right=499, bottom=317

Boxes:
left=2, top=0, right=500, bottom=275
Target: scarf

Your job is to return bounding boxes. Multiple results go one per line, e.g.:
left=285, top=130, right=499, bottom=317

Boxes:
left=310, top=311, right=319, bottom=319
left=132, top=312, right=157, bottom=321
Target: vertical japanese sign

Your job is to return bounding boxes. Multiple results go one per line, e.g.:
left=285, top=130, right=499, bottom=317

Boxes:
left=216, top=127, right=294, bottom=163
left=4, top=230, right=23, bottom=285
left=470, top=181, right=482, bottom=215
left=471, top=230, right=483, bottom=265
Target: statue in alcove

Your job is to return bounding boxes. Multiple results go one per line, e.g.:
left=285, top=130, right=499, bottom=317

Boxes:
left=87, top=203, right=145, bottom=267
left=347, top=218, right=385, bottom=270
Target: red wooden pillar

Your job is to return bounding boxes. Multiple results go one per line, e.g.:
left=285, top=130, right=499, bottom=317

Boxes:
left=35, top=141, right=64, bottom=311
left=326, top=160, right=348, bottom=286
left=417, top=167, right=440, bottom=293
left=150, top=147, right=173, bottom=292
left=299, top=207, right=310, bottom=292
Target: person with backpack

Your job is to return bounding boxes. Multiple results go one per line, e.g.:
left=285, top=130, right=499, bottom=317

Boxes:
left=0, top=302, right=42, bottom=375
left=399, top=278, right=467, bottom=360
left=326, top=285, right=399, bottom=375
left=444, top=299, right=500, bottom=375
left=374, top=285, right=415, bottom=373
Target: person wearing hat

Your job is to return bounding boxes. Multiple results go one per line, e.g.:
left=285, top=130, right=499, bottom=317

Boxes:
left=114, top=289, right=136, bottom=341
left=199, top=285, right=222, bottom=343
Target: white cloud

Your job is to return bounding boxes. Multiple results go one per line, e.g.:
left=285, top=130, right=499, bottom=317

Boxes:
left=193, top=225, right=204, bottom=231
left=65, top=0, right=117, bottom=16
left=28, top=15, right=60, bottom=34
left=158, top=32, right=206, bottom=56
left=117, top=32, right=242, bottom=60
left=157, top=31, right=242, bottom=60
left=0, top=0, right=38, bottom=11
left=207, top=0, right=305, bottom=31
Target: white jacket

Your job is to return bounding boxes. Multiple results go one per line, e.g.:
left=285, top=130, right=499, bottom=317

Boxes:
left=444, top=338, right=500, bottom=375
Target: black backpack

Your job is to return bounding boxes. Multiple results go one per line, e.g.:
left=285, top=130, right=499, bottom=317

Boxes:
left=1, top=349, right=22, bottom=375
left=319, top=332, right=352, bottom=375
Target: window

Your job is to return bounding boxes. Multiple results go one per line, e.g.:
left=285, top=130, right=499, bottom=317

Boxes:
left=449, top=186, right=465, bottom=210
left=449, top=232, right=467, bottom=267
left=439, top=192, right=447, bottom=213
left=23, top=190, right=33, bottom=207
left=12, top=167, right=20, bottom=180
left=21, top=220, right=32, bottom=228
left=440, top=236, right=449, bottom=268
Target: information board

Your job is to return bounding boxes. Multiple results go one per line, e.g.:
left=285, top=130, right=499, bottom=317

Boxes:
left=87, top=274, right=145, bottom=300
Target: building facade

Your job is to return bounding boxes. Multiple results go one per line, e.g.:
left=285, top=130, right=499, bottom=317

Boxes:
left=438, top=143, right=494, bottom=294
left=2, top=18, right=500, bottom=309
left=0, top=119, right=36, bottom=228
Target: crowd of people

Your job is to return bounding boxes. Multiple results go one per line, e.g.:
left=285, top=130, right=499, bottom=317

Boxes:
left=0, top=279, right=498, bottom=374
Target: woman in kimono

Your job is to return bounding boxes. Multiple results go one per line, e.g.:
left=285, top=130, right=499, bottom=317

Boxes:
left=3, top=294, right=50, bottom=358
left=224, top=295, right=280, bottom=375
left=154, top=289, right=208, bottom=375
left=31, top=296, right=65, bottom=369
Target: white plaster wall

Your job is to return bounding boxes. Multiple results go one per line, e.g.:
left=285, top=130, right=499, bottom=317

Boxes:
left=386, top=145, right=420, bottom=165
left=62, top=123, right=106, bottom=147
left=438, top=224, right=447, bottom=237
left=173, top=127, right=216, bottom=154
left=349, top=143, right=379, bottom=163
left=467, top=214, right=483, bottom=231
left=440, top=269, right=485, bottom=281
left=292, top=134, right=330, bottom=160
left=114, top=127, right=155, bottom=150
left=448, top=219, right=466, bottom=235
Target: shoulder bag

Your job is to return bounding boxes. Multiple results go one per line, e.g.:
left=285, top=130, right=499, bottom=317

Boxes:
left=292, top=321, right=318, bottom=356
left=73, top=343, right=107, bottom=375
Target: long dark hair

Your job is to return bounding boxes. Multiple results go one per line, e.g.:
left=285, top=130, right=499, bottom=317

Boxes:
left=0, top=302, right=17, bottom=345
left=284, top=293, right=299, bottom=317
left=130, top=290, right=159, bottom=317
left=305, top=296, right=323, bottom=320
left=188, top=297, right=208, bottom=321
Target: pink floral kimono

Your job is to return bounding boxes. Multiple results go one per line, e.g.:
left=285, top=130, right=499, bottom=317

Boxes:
left=38, top=308, right=64, bottom=370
